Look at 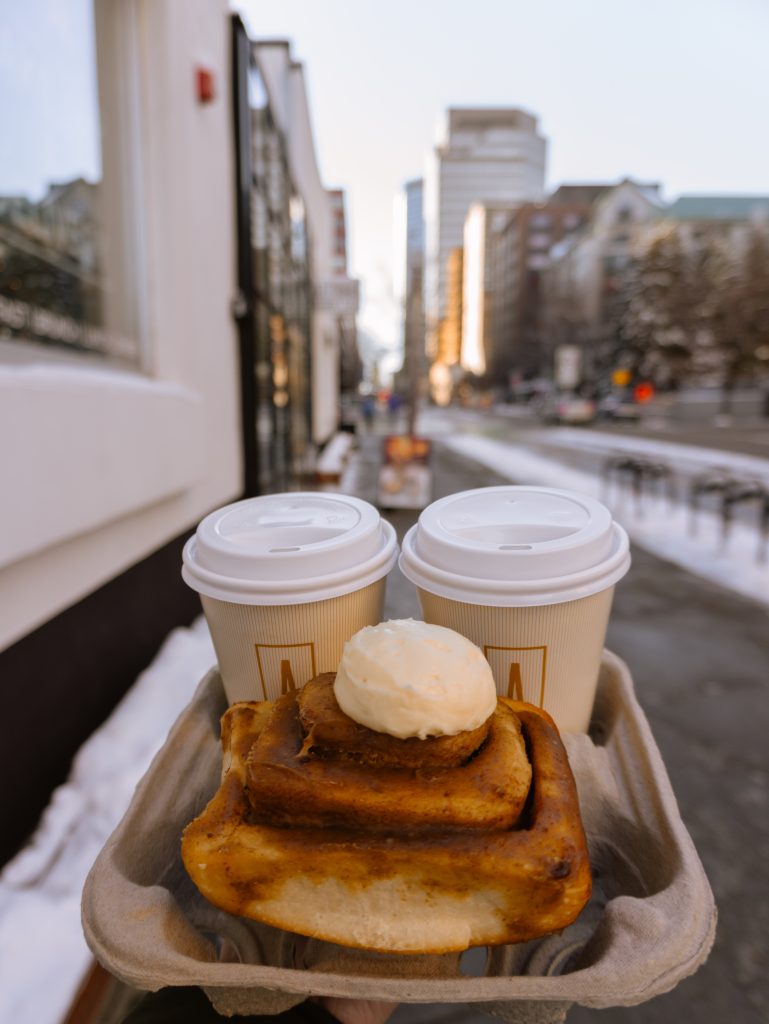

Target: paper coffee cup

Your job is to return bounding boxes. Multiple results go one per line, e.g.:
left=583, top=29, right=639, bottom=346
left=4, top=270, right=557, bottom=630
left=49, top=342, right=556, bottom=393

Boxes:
left=182, top=492, right=398, bottom=703
left=399, top=486, right=630, bottom=732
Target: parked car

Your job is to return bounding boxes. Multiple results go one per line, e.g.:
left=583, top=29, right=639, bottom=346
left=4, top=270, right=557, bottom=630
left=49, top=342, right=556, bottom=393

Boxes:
left=542, top=393, right=597, bottom=425
left=596, top=393, right=641, bottom=422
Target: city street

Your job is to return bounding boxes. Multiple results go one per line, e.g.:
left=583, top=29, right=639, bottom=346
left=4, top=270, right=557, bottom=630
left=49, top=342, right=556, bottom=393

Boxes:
left=421, top=402, right=769, bottom=469
left=347, top=413, right=769, bottom=1024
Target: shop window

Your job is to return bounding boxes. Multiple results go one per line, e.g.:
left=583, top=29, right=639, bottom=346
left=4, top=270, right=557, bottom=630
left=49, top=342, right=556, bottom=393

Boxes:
left=529, top=232, right=551, bottom=251
left=0, top=0, right=141, bottom=367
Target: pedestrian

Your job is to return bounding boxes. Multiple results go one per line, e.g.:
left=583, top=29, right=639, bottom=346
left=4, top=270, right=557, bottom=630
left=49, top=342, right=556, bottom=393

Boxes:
left=361, top=395, right=375, bottom=430
left=387, top=391, right=402, bottom=422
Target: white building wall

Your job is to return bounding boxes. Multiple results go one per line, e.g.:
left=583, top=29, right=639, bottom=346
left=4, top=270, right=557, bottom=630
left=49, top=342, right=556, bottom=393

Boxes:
left=461, top=204, right=487, bottom=375
left=288, top=66, right=339, bottom=445
left=0, top=0, right=241, bottom=650
left=591, top=181, right=662, bottom=239
left=256, top=43, right=340, bottom=445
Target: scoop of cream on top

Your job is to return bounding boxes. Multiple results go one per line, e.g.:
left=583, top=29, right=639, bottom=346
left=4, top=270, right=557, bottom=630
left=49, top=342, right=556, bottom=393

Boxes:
left=333, top=619, right=497, bottom=740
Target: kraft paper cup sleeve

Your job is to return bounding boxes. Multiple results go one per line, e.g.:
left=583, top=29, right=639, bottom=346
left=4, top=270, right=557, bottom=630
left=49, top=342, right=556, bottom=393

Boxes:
left=201, top=577, right=386, bottom=703
left=82, top=653, right=715, bottom=1017
left=417, top=586, right=614, bottom=733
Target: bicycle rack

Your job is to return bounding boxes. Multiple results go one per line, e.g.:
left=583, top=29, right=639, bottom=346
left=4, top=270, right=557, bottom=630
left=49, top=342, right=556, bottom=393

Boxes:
left=689, top=470, right=769, bottom=560
left=602, top=454, right=675, bottom=515
left=689, top=469, right=733, bottom=538
left=721, top=478, right=769, bottom=551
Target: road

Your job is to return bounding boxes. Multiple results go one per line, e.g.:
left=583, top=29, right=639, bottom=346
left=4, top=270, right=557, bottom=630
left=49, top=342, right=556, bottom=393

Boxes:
left=348, top=414, right=769, bottom=1024
left=421, top=405, right=769, bottom=498
left=428, top=402, right=769, bottom=459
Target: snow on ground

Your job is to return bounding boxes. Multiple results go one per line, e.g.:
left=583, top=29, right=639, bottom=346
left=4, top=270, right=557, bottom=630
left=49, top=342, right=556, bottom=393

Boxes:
left=540, top=425, right=769, bottom=479
left=0, top=618, right=216, bottom=1024
left=439, top=433, right=769, bottom=607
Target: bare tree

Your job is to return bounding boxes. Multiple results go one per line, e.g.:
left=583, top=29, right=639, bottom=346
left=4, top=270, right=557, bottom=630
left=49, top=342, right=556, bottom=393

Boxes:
left=601, top=225, right=736, bottom=393
left=711, top=226, right=769, bottom=414
left=540, top=262, right=589, bottom=382
left=617, top=227, right=698, bottom=387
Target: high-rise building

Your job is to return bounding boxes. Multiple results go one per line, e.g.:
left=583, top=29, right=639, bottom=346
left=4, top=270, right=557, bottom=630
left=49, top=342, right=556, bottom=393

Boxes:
left=405, top=178, right=425, bottom=265
left=398, top=179, right=425, bottom=405
left=423, top=107, right=547, bottom=360
left=429, top=246, right=464, bottom=404
left=326, top=188, right=361, bottom=399
left=442, top=247, right=465, bottom=364
left=403, top=179, right=425, bottom=337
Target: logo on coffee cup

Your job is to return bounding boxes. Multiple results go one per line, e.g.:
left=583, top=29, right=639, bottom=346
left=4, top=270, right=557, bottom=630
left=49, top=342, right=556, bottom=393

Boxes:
left=483, top=644, right=548, bottom=706
left=254, top=641, right=317, bottom=699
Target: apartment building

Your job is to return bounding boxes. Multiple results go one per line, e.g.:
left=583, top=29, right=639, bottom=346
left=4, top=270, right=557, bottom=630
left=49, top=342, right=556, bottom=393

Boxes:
left=485, top=186, right=608, bottom=385
left=542, top=179, right=666, bottom=360
left=663, top=194, right=769, bottom=255
left=394, top=178, right=426, bottom=407
left=326, top=188, right=362, bottom=399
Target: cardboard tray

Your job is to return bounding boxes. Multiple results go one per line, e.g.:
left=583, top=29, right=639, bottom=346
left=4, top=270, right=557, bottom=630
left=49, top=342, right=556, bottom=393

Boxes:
left=82, top=651, right=715, bottom=1021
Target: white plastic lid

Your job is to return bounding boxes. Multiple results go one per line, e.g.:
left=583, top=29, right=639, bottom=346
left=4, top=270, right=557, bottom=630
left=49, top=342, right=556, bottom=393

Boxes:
left=399, top=486, right=630, bottom=607
left=182, top=492, right=398, bottom=605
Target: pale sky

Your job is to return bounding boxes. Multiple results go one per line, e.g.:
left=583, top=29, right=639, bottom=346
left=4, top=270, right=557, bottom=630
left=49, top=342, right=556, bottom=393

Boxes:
left=2, top=0, right=768, bottom=372
left=236, top=0, right=769, bottom=369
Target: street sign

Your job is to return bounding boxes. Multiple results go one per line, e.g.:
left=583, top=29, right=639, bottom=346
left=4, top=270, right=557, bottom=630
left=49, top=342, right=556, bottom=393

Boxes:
left=554, top=345, right=581, bottom=390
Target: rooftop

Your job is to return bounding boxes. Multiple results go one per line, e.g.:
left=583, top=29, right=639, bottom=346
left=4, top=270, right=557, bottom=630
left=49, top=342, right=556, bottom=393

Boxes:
left=446, top=106, right=538, bottom=132
left=549, top=183, right=611, bottom=206
left=667, top=195, right=769, bottom=221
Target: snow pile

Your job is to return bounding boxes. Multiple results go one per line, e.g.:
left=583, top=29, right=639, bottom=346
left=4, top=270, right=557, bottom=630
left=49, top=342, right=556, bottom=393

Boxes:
left=0, top=618, right=216, bottom=1024
left=316, top=432, right=355, bottom=481
left=544, top=425, right=769, bottom=480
